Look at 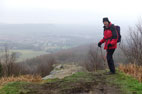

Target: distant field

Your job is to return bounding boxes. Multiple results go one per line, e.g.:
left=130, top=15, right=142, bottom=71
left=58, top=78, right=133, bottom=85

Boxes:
left=11, top=50, right=48, bottom=62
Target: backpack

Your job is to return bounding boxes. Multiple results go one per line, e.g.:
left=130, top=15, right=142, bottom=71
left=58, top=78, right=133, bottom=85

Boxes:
left=115, top=25, right=121, bottom=43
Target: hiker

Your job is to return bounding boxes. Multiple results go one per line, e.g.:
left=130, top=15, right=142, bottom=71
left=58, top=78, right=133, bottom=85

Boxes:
left=98, top=17, right=118, bottom=74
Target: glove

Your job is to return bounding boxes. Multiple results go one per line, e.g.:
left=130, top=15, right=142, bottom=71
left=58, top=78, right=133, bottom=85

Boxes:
left=108, top=44, right=112, bottom=48
left=98, top=42, right=102, bottom=48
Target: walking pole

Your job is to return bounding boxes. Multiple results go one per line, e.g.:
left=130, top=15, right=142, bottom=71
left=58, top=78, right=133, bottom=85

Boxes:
left=99, top=47, right=108, bottom=71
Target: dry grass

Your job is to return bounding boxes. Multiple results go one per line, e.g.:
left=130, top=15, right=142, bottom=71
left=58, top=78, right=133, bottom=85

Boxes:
left=0, top=75, right=42, bottom=88
left=119, top=64, right=142, bottom=82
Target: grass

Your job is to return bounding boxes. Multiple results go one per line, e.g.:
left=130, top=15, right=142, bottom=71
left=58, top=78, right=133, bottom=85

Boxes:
left=43, top=72, right=95, bottom=83
left=0, top=75, right=42, bottom=87
left=62, top=72, right=94, bottom=82
left=42, top=72, right=95, bottom=89
left=0, top=49, right=48, bottom=62
left=0, top=72, right=95, bottom=94
left=106, top=70, right=142, bottom=94
left=0, top=82, right=30, bottom=94
left=0, top=70, right=142, bottom=94
left=11, top=50, right=48, bottom=61
left=46, top=72, right=96, bottom=93
left=119, top=64, right=142, bottom=82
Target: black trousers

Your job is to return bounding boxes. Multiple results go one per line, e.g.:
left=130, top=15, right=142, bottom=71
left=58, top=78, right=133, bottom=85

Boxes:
left=106, top=49, right=115, bottom=73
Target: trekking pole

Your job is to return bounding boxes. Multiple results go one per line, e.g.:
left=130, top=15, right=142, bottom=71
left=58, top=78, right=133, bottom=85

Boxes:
left=100, top=47, right=106, bottom=62
left=95, top=47, right=99, bottom=72
left=99, top=47, right=108, bottom=70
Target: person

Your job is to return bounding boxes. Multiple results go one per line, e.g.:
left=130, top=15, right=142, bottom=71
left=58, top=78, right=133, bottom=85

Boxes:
left=98, top=17, right=118, bottom=74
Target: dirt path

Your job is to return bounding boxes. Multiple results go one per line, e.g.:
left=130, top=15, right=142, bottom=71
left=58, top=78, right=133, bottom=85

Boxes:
left=22, top=72, right=122, bottom=94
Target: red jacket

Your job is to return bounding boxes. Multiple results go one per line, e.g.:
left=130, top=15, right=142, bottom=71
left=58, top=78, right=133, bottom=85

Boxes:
left=99, top=22, right=118, bottom=50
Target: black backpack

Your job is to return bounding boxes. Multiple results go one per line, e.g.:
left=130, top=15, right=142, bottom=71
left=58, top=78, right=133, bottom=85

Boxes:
left=115, top=25, right=121, bottom=43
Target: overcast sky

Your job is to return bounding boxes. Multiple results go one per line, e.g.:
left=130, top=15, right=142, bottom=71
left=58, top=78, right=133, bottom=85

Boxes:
left=0, top=0, right=142, bottom=25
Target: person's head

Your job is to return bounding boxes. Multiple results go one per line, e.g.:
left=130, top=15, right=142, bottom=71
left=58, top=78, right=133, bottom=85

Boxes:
left=103, top=17, right=110, bottom=27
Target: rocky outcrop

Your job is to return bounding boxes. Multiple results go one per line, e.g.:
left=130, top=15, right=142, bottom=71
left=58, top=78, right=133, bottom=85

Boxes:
left=42, top=64, right=87, bottom=80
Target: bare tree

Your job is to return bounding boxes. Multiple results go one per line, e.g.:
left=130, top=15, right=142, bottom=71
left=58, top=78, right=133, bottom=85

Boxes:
left=0, top=45, right=56, bottom=77
left=83, top=44, right=105, bottom=71
left=0, top=46, right=19, bottom=76
left=36, top=56, right=56, bottom=77
left=121, top=21, right=142, bottom=65
left=0, top=60, right=2, bottom=77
